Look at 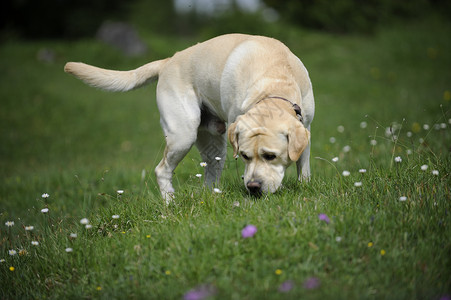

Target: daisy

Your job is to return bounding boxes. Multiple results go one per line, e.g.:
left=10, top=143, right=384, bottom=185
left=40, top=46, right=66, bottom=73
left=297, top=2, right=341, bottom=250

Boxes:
left=360, top=121, right=367, bottom=128
left=342, top=170, right=350, bottom=177
left=9, top=250, right=17, bottom=256
left=85, top=224, right=92, bottom=229
left=359, top=169, right=367, bottom=173
left=421, top=164, right=428, bottom=171
left=112, top=215, right=120, bottom=219
left=354, top=182, right=362, bottom=187
left=200, top=162, right=207, bottom=167
left=195, top=174, right=202, bottom=178
left=214, top=157, right=221, bottom=161
left=342, top=145, right=351, bottom=153
left=337, top=125, right=345, bottom=133
left=65, top=248, right=73, bottom=253
left=394, top=156, right=402, bottom=163
left=25, top=226, right=34, bottom=231
left=370, top=139, right=377, bottom=146
left=399, top=196, right=407, bottom=201
left=31, top=241, right=39, bottom=246
left=335, top=236, right=342, bottom=242
left=332, top=157, right=339, bottom=162
left=42, top=193, right=49, bottom=198
left=5, top=221, right=14, bottom=227
left=213, top=188, right=222, bottom=193
left=41, top=208, right=49, bottom=213
left=70, top=233, right=77, bottom=238
left=432, top=170, right=439, bottom=176
left=329, top=137, right=336, bottom=143
left=80, top=218, right=89, bottom=225
left=117, top=190, right=124, bottom=195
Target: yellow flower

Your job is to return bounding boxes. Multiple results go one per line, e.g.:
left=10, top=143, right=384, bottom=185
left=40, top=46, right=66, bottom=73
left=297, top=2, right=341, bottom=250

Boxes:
left=96, top=286, right=102, bottom=291
left=146, top=234, right=151, bottom=238
left=165, top=270, right=171, bottom=275
left=380, top=249, right=386, bottom=256
left=444, top=90, right=451, bottom=102
left=275, top=269, right=282, bottom=275
left=411, top=122, right=421, bottom=133
left=368, top=242, right=373, bottom=248
left=9, top=266, right=15, bottom=271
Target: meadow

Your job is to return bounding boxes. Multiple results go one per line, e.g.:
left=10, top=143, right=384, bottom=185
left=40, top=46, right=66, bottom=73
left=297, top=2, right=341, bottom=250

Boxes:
left=1, top=15, right=450, bottom=299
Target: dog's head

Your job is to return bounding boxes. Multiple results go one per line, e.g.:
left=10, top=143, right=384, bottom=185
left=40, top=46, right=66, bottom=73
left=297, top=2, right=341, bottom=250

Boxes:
left=228, top=102, right=310, bottom=195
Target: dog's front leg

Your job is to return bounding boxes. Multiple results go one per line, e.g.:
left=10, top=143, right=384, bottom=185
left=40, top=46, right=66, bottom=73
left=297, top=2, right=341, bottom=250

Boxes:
left=196, top=131, right=227, bottom=188
left=297, top=139, right=311, bottom=181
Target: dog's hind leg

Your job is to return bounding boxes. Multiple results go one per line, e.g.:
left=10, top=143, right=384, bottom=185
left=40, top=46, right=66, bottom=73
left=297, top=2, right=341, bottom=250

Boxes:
left=154, top=87, right=201, bottom=203
left=196, top=131, right=227, bottom=188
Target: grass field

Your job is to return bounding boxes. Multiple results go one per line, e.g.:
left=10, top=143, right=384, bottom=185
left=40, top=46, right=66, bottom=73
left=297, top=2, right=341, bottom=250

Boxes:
left=1, top=15, right=451, bottom=299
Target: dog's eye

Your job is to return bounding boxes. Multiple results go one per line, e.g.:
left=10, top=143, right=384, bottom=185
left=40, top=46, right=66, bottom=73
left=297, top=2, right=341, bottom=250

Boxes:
left=263, top=153, right=276, bottom=161
left=241, top=152, right=251, bottom=160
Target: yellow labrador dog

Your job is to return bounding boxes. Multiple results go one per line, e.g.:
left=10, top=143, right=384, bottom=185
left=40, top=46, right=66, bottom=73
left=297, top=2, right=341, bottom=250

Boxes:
left=65, top=34, right=315, bottom=200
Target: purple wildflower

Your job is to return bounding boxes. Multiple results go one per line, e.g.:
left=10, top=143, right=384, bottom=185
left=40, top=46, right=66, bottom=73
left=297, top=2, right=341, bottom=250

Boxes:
left=278, top=280, right=294, bottom=292
left=241, top=225, right=257, bottom=238
left=184, top=284, right=216, bottom=300
left=318, top=213, right=330, bottom=224
left=303, top=277, right=320, bottom=290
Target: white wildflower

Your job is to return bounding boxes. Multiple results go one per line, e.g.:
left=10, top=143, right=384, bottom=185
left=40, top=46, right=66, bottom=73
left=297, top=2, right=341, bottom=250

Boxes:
left=360, top=121, right=367, bottom=129
left=70, top=233, right=77, bottom=238
left=421, top=164, right=428, bottom=171
left=85, top=224, right=92, bottom=229
left=42, top=193, right=49, bottom=198
left=112, top=215, right=120, bottom=219
left=117, top=190, right=124, bottom=195
left=215, top=157, right=221, bottom=161
left=80, top=218, right=89, bottom=225
left=359, top=169, right=367, bottom=173
left=370, top=139, right=377, bottom=146
left=329, top=137, right=336, bottom=143
left=213, top=188, right=222, bottom=193
left=406, top=131, right=412, bottom=137
left=354, top=182, right=362, bottom=187
left=31, top=241, right=39, bottom=246
left=332, top=157, right=339, bottom=162
left=335, top=236, right=342, bottom=242
left=343, top=145, right=351, bottom=153
left=195, top=174, right=202, bottom=178
left=9, top=250, right=17, bottom=256
left=25, top=226, right=34, bottom=231
left=432, top=170, right=439, bottom=176
left=65, top=248, right=73, bottom=253
left=200, top=162, right=208, bottom=167
left=399, top=196, right=407, bottom=202
left=423, top=124, right=430, bottom=130
left=342, top=170, right=350, bottom=177
left=5, top=221, right=14, bottom=227
left=337, top=125, right=345, bottom=133
left=394, top=156, right=402, bottom=163
left=41, top=208, right=49, bottom=213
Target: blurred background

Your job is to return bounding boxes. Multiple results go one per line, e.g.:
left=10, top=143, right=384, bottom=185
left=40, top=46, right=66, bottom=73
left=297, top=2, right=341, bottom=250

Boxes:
left=2, top=0, right=451, bottom=39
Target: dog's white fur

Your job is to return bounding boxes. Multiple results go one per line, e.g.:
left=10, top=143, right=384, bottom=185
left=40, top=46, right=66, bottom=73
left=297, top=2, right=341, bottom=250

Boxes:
left=65, top=34, right=315, bottom=201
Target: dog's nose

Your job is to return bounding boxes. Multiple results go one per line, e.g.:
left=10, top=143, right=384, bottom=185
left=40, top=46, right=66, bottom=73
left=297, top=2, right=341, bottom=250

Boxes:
left=247, top=180, right=262, bottom=195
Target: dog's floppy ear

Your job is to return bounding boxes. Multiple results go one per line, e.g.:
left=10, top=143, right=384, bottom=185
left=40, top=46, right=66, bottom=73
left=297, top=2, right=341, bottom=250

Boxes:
left=228, top=119, right=240, bottom=157
left=287, top=122, right=310, bottom=161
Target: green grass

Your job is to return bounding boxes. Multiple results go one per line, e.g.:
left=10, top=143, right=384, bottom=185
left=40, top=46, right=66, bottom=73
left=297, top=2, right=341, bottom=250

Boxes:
left=1, top=15, right=451, bottom=299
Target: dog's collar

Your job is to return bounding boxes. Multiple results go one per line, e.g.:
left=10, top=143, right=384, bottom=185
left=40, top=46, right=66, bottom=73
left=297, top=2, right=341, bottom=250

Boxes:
left=257, top=96, right=304, bottom=124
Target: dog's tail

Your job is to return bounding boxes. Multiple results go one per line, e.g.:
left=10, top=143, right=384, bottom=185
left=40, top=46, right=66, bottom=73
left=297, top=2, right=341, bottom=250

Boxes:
left=64, top=58, right=169, bottom=92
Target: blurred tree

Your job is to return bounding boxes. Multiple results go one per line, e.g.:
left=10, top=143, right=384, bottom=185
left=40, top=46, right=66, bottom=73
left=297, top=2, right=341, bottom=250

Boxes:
left=262, top=0, right=450, bottom=34
left=2, top=0, right=133, bottom=38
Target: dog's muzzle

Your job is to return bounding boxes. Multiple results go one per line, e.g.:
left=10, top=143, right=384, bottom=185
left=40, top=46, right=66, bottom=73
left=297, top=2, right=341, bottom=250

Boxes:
left=247, top=179, right=263, bottom=196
